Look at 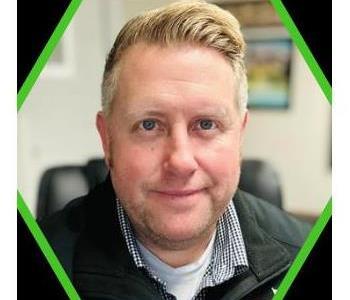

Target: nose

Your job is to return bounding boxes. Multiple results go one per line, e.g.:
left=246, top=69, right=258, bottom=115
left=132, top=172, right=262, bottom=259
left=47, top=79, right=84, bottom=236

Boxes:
left=163, top=127, right=198, bottom=178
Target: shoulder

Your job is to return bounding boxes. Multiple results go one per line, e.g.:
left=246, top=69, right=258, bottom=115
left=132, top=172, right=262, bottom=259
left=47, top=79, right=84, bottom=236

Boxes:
left=39, top=176, right=115, bottom=239
left=234, top=189, right=312, bottom=250
left=39, top=195, right=87, bottom=239
left=37, top=195, right=89, bottom=277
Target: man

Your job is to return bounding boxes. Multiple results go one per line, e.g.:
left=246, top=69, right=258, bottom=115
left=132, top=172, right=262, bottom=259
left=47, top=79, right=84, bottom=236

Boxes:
left=41, top=1, right=311, bottom=299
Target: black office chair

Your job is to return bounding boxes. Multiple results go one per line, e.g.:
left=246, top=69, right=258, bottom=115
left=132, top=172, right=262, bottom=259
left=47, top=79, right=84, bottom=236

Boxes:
left=36, top=159, right=108, bottom=220
left=36, top=158, right=282, bottom=220
left=239, top=159, right=283, bottom=209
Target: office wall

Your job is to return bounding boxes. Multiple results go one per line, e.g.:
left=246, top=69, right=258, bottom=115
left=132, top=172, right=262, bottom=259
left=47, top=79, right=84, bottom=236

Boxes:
left=243, top=47, right=331, bottom=215
left=18, top=0, right=331, bottom=216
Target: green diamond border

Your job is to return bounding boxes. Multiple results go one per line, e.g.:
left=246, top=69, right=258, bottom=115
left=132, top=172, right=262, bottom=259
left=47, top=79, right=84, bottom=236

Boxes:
left=17, top=1, right=332, bottom=299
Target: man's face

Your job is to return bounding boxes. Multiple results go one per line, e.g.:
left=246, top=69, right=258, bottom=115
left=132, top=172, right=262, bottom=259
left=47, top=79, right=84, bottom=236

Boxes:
left=97, top=43, right=247, bottom=250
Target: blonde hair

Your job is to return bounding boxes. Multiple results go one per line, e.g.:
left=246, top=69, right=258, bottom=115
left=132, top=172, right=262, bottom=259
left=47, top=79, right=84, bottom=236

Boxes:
left=101, top=0, right=248, bottom=117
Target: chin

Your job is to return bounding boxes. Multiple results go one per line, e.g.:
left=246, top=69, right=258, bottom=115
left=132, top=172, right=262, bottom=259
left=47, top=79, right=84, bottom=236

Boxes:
left=151, top=219, right=213, bottom=247
left=164, top=227, right=198, bottom=241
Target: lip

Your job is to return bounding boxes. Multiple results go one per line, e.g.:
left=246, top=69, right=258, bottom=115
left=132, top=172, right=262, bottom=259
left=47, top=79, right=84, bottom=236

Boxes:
left=153, top=188, right=203, bottom=197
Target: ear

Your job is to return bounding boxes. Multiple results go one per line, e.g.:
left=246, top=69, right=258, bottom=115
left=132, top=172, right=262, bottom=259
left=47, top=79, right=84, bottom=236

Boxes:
left=241, top=110, right=249, bottom=131
left=96, top=111, right=111, bottom=168
left=239, top=110, right=249, bottom=144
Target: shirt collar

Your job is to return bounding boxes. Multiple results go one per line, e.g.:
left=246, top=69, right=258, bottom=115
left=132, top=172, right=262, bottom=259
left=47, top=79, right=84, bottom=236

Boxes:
left=116, top=197, right=249, bottom=288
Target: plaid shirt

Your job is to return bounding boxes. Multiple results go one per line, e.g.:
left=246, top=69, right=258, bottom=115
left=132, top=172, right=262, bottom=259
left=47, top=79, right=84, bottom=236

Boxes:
left=116, top=198, right=249, bottom=300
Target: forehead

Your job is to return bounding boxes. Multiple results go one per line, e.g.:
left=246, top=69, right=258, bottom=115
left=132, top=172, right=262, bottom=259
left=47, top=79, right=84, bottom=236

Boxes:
left=114, top=43, right=236, bottom=114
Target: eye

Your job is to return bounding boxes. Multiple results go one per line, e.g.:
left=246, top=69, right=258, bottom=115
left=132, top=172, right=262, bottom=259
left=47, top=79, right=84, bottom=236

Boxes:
left=134, top=118, right=165, bottom=136
left=141, top=119, right=157, bottom=131
left=197, top=119, right=216, bottom=130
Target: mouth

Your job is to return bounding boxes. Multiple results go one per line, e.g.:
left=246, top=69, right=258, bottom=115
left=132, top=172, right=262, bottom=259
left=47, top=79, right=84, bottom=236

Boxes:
left=152, top=188, right=205, bottom=198
left=148, top=188, right=207, bottom=211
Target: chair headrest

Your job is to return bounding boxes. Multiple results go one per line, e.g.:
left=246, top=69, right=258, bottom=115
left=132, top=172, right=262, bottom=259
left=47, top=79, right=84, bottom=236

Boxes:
left=239, top=159, right=283, bottom=208
left=37, top=166, right=89, bottom=220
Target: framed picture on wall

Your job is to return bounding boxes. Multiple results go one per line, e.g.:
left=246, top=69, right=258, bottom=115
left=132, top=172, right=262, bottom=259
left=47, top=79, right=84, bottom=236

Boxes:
left=216, top=1, right=292, bottom=109
left=245, top=37, right=292, bottom=109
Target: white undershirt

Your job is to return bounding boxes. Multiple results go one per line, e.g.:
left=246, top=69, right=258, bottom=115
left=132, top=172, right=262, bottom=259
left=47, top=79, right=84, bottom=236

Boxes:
left=136, top=232, right=216, bottom=300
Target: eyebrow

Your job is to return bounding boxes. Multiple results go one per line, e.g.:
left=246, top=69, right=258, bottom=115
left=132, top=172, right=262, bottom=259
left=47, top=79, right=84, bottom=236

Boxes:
left=121, top=93, right=236, bottom=120
left=124, top=106, right=231, bottom=121
left=124, top=109, right=166, bottom=121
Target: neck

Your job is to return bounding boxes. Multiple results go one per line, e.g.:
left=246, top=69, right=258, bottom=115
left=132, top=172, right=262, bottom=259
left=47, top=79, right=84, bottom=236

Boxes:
left=136, top=228, right=216, bottom=268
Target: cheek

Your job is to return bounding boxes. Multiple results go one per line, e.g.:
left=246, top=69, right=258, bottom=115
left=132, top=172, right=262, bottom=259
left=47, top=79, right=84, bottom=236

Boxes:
left=198, top=136, right=241, bottom=192
left=111, top=142, right=160, bottom=189
left=206, top=148, right=240, bottom=181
